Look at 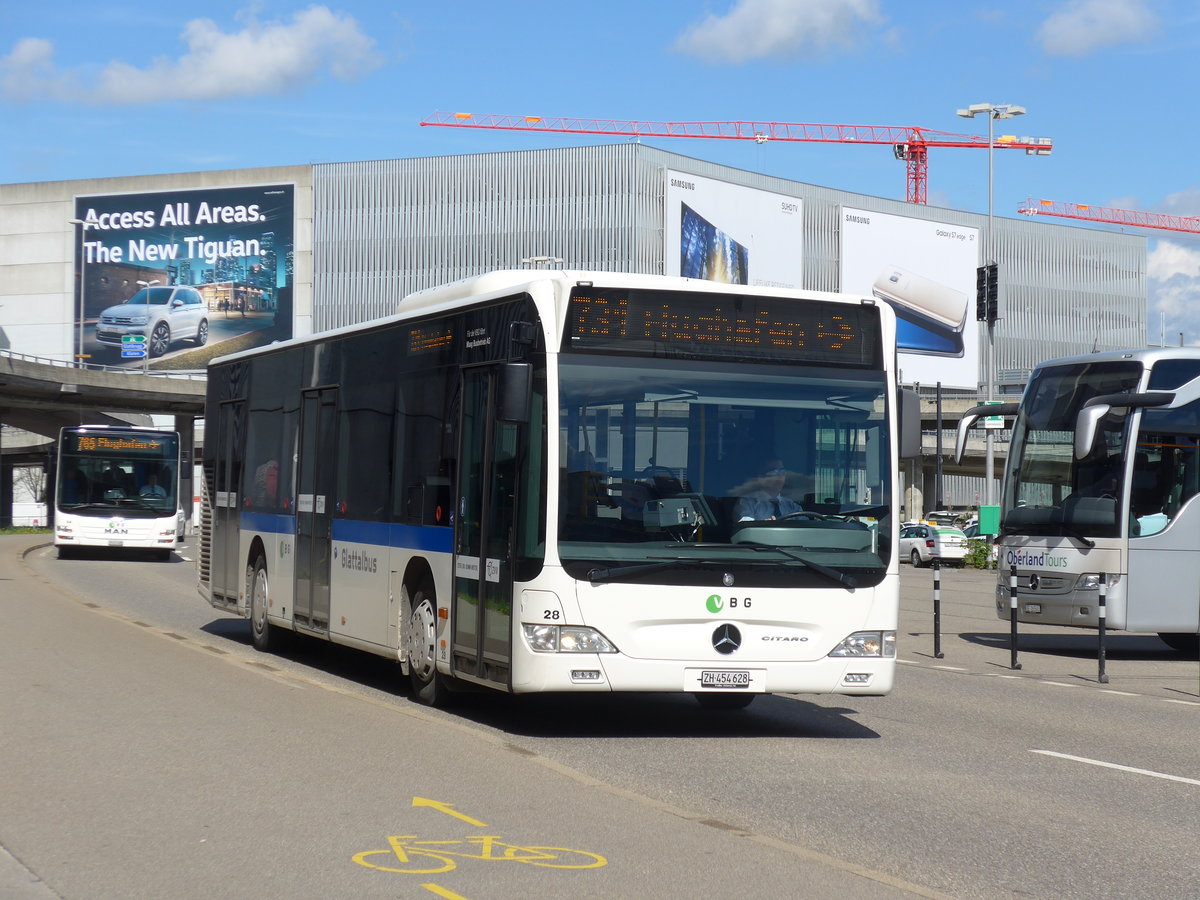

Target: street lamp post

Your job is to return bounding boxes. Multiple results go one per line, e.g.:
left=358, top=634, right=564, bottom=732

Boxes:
left=136, top=279, right=161, bottom=374
left=67, top=218, right=89, bottom=368
left=955, top=103, right=1049, bottom=505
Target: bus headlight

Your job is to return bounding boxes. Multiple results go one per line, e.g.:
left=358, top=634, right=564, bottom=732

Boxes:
left=829, top=631, right=896, bottom=658
left=1076, top=574, right=1100, bottom=591
left=522, top=624, right=618, bottom=653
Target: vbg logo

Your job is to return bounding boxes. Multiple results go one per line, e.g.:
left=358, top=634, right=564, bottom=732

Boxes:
left=706, top=594, right=724, bottom=614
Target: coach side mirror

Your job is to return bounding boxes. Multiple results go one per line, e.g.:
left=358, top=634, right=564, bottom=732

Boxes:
left=497, top=362, right=532, bottom=424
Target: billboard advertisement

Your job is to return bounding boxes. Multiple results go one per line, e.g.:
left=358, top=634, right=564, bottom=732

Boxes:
left=665, top=171, right=803, bottom=289
left=839, top=207, right=980, bottom=388
left=72, top=183, right=294, bottom=369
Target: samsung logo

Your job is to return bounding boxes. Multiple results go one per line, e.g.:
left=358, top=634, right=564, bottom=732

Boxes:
left=845, top=214, right=870, bottom=224
left=671, top=178, right=696, bottom=190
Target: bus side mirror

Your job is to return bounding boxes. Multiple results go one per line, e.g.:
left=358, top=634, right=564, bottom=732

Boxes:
left=954, top=402, right=1020, bottom=463
left=898, top=388, right=920, bottom=460
left=497, top=362, right=532, bottom=424
left=1074, top=391, right=1175, bottom=459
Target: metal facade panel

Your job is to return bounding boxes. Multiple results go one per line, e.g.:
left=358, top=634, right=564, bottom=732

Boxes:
left=313, top=144, right=1146, bottom=391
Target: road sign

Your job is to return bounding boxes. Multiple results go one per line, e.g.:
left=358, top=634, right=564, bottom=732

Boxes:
left=121, top=335, right=146, bottom=359
left=981, top=399, right=1005, bottom=430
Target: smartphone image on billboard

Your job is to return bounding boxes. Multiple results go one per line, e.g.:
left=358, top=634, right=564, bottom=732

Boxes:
left=871, top=266, right=968, bottom=358
left=680, top=203, right=749, bottom=285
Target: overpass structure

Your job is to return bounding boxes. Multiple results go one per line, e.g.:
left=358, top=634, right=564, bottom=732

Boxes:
left=0, top=350, right=205, bottom=527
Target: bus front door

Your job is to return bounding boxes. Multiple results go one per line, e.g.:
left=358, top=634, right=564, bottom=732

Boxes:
left=295, top=387, right=338, bottom=633
left=453, top=367, right=519, bottom=688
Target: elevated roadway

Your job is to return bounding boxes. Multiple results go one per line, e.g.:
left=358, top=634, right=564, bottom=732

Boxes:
left=0, top=350, right=206, bottom=525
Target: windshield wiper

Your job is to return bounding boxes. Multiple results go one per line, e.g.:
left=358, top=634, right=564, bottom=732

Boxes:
left=738, top=542, right=858, bottom=589
left=588, top=558, right=704, bottom=584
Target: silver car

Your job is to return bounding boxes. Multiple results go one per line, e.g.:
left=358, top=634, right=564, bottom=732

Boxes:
left=899, top=523, right=969, bottom=567
left=96, top=285, right=209, bottom=358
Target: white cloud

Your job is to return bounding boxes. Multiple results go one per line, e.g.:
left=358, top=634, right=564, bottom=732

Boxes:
left=1036, top=0, right=1160, bottom=57
left=1148, top=239, right=1200, bottom=345
left=673, top=0, right=884, bottom=63
left=1, top=37, right=78, bottom=101
left=1, top=5, right=382, bottom=106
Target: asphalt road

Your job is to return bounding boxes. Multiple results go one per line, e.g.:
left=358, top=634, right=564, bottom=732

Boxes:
left=3, top=536, right=1198, bottom=899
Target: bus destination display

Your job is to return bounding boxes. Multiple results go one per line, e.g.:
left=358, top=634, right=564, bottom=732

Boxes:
left=68, top=434, right=173, bottom=456
left=566, top=288, right=880, bottom=365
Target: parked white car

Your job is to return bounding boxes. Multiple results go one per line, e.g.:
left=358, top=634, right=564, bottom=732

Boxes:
left=899, top=523, right=969, bottom=567
left=96, top=285, right=209, bottom=358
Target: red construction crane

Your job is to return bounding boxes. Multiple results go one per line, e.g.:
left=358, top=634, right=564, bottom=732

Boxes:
left=420, top=111, right=1053, bottom=205
left=1017, top=198, right=1200, bottom=235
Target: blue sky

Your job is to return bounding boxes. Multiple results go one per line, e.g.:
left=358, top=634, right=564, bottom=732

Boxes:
left=2, top=0, right=1197, bottom=342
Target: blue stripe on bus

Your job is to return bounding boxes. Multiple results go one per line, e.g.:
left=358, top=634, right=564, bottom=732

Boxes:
left=238, top=513, right=452, bottom=553
left=333, top=519, right=454, bottom=553
left=240, top=512, right=296, bottom=535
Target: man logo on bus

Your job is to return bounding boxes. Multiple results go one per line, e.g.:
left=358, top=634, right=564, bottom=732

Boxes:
left=706, top=594, right=724, bottom=614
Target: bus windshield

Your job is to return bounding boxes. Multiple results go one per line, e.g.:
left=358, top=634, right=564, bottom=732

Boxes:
left=557, top=354, right=891, bottom=587
left=57, top=432, right=180, bottom=517
left=1004, top=361, right=1142, bottom=540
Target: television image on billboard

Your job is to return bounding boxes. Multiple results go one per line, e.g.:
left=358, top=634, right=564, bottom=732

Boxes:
left=680, top=203, right=749, bottom=285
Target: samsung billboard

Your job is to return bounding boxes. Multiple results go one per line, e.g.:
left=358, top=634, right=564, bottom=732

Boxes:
left=72, top=183, right=294, bottom=369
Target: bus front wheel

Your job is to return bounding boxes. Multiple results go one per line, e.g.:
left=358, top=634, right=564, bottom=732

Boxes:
left=405, top=583, right=447, bottom=706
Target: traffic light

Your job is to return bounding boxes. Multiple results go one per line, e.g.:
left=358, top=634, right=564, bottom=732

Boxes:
left=975, top=263, right=998, bottom=323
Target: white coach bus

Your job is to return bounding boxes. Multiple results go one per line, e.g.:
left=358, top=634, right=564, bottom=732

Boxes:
left=957, top=348, right=1200, bottom=653
left=199, top=271, right=919, bottom=706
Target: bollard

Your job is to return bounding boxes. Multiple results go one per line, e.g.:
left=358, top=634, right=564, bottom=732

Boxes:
left=1009, top=564, right=1022, bottom=670
left=932, top=558, right=944, bottom=659
left=1097, top=573, right=1109, bottom=684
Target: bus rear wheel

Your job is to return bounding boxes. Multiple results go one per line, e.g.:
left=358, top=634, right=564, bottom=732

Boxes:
left=405, top=583, right=447, bottom=706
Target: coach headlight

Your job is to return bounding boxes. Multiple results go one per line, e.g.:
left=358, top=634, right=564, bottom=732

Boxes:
left=523, top=624, right=618, bottom=653
left=1076, top=574, right=1100, bottom=591
left=829, top=630, right=896, bottom=658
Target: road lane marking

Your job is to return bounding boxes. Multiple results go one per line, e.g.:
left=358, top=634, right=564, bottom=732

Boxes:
left=1030, top=750, right=1200, bottom=786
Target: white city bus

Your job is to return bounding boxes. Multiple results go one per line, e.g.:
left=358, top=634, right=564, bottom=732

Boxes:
left=199, top=271, right=919, bottom=707
left=957, top=348, right=1200, bottom=653
left=55, top=425, right=182, bottom=559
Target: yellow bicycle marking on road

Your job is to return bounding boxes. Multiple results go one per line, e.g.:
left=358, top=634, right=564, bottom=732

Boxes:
left=419, top=884, right=469, bottom=899
left=412, top=796, right=487, bottom=826
left=352, top=833, right=608, bottom=875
